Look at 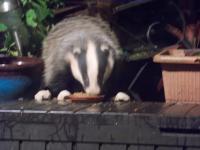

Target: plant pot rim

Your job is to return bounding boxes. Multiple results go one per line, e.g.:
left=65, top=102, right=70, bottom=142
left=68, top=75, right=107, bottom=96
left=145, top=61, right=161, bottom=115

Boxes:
left=0, top=56, right=43, bottom=71
left=153, top=45, right=200, bottom=65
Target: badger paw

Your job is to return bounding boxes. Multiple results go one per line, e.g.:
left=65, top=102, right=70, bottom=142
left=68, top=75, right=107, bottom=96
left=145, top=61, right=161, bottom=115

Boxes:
left=57, top=90, right=71, bottom=101
left=34, top=90, right=52, bottom=103
left=114, top=92, right=130, bottom=102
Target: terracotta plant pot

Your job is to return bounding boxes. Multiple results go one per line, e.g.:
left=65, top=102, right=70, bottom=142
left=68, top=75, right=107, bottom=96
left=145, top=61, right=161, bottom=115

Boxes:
left=0, top=56, right=43, bottom=101
left=154, top=45, right=200, bottom=104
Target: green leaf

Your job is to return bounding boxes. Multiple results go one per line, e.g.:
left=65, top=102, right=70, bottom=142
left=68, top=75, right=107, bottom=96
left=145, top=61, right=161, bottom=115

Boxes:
left=9, top=50, right=19, bottom=56
left=36, top=0, right=46, bottom=7
left=0, top=23, right=8, bottom=32
left=4, top=32, right=13, bottom=48
left=37, top=24, right=47, bottom=37
left=20, top=0, right=28, bottom=6
left=8, top=42, right=16, bottom=50
left=26, top=9, right=37, bottom=28
left=31, top=1, right=52, bottom=22
left=0, top=47, right=8, bottom=52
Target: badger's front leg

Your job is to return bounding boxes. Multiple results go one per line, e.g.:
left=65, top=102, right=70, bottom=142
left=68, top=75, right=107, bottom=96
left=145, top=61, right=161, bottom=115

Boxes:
left=57, top=90, right=71, bottom=101
left=114, top=92, right=130, bottom=102
left=34, top=89, right=71, bottom=103
left=34, top=90, right=52, bottom=103
left=34, top=70, right=69, bottom=103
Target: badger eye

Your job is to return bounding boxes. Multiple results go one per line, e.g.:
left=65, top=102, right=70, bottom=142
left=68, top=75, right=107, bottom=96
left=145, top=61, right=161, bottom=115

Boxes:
left=102, top=48, right=109, bottom=53
left=100, top=44, right=109, bottom=52
left=73, top=47, right=81, bottom=56
left=73, top=51, right=80, bottom=56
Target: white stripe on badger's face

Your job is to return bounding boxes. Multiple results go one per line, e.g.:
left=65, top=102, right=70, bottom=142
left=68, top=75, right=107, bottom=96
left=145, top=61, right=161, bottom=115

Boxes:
left=67, top=48, right=84, bottom=86
left=85, top=40, right=100, bottom=95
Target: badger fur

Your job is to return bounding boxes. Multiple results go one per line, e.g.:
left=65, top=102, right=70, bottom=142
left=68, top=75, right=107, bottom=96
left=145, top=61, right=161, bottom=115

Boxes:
left=35, top=15, right=130, bottom=102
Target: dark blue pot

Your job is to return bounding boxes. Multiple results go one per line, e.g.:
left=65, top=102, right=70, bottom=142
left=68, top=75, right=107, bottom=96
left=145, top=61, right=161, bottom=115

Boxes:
left=0, top=76, right=31, bottom=101
left=0, top=56, right=43, bottom=101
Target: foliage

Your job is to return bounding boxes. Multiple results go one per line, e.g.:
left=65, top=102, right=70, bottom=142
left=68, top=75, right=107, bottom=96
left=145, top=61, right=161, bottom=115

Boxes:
left=0, top=23, right=8, bottom=32
left=0, top=0, right=65, bottom=56
left=166, top=21, right=200, bottom=49
left=0, top=32, right=18, bottom=56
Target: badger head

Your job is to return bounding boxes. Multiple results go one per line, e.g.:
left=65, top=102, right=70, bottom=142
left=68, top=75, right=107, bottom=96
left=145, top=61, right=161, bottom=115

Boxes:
left=65, top=40, right=116, bottom=95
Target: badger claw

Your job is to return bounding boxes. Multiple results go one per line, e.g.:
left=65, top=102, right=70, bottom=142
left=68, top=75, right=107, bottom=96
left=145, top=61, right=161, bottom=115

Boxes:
left=114, top=92, right=130, bottom=102
left=34, top=90, right=52, bottom=103
left=57, top=90, right=71, bottom=101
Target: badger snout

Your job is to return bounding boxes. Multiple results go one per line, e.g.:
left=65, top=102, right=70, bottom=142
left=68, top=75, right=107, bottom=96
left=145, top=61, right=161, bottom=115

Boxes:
left=85, top=86, right=101, bottom=95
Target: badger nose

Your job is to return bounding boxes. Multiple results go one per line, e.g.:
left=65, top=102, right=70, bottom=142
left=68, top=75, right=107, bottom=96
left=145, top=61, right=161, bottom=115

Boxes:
left=85, top=86, right=100, bottom=95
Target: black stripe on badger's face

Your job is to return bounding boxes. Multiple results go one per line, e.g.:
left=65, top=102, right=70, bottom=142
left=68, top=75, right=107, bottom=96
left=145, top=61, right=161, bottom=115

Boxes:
left=75, top=49, right=89, bottom=88
left=69, top=46, right=89, bottom=88
left=70, top=40, right=114, bottom=95
left=96, top=44, right=109, bottom=87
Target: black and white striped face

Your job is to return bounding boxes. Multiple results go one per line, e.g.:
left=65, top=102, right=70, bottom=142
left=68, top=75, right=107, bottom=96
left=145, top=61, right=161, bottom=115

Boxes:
left=66, top=40, right=115, bottom=95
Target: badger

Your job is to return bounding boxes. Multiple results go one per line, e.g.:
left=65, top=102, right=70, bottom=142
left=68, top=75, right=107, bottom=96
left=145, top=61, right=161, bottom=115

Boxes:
left=34, top=15, right=130, bottom=102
